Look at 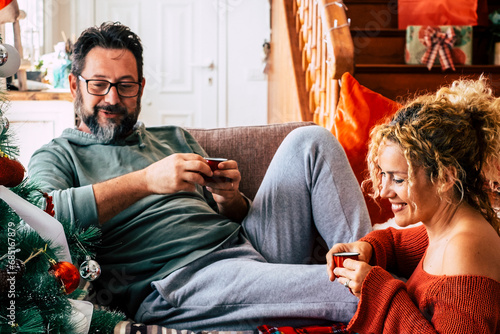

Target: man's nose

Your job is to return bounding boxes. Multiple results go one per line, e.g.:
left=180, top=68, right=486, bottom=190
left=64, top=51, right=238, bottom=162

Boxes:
left=104, top=85, right=121, bottom=104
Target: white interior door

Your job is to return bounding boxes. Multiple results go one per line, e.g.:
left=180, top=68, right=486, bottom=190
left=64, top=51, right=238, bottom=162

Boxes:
left=95, top=0, right=219, bottom=128
left=71, top=0, right=269, bottom=128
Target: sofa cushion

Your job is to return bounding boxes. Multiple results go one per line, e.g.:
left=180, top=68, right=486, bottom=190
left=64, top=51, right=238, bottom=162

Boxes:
left=332, top=72, right=402, bottom=225
left=186, top=122, right=316, bottom=200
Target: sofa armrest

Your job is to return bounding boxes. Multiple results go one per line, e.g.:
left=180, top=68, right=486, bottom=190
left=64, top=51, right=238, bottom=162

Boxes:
left=186, top=121, right=316, bottom=200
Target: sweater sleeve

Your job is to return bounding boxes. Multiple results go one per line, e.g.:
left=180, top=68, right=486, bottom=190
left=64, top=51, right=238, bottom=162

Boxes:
left=28, top=144, right=99, bottom=229
left=348, top=268, right=500, bottom=333
left=360, top=224, right=428, bottom=278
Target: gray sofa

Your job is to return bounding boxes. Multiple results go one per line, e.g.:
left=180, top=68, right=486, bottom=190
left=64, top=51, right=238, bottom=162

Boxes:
left=111, top=121, right=326, bottom=334
left=187, top=121, right=317, bottom=200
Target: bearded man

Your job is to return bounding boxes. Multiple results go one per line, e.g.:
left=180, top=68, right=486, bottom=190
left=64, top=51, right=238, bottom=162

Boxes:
left=28, top=21, right=371, bottom=332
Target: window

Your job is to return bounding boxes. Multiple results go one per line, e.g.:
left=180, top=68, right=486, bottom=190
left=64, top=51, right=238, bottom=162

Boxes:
left=3, top=0, right=44, bottom=67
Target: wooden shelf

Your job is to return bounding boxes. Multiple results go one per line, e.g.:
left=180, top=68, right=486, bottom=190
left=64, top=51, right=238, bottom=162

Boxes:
left=352, top=65, right=500, bottom=101
left=6, top=90, right=73, bottom=102
left=355, top=64, right=500, bottom=73
left=351, top=28, right=405, bottom=38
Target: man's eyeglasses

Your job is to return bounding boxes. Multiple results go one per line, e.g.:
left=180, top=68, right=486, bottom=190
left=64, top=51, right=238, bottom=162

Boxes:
left=78, top=75, right=142, bottom=98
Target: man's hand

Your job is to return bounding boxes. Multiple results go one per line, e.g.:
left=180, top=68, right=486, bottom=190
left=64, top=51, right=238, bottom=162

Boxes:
left=204, top=159, right=248, bottom=222
left=94, top=153, right=210, bottom=224
left=94, top=153, right=249, bottom=225
left=145, top=154, right=248, bottom=221
left=204, top=159, right=240, bottom=202
left=144, top=153, right=212, bottom=194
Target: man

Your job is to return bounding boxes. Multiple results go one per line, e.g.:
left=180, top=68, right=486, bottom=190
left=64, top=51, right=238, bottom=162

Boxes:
left=28, top=22, right=372, bottom=331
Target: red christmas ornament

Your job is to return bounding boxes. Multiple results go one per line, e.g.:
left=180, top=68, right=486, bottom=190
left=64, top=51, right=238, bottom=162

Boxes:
left=49, top=261, right=80, bottom=294
left=42, top=192, right=55, bottom=216
left=0, top=155, right=25, bottom=187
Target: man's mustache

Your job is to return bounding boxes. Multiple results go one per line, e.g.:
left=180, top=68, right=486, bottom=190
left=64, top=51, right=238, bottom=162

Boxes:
left=94, top=104, right=128, bottom=114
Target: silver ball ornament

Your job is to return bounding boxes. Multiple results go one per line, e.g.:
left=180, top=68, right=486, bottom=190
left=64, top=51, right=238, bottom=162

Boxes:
left=0, top=44, right=7, bottom=66
left=0, top=117, right=8, bottom=134
left=0, top=43, right=20, bottom=77
left=79, top=255, right=101, bottom=281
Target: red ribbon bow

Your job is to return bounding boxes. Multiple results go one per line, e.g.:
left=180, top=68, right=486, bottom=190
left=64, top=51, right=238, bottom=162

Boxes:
left=421, top=26, right=456, bottom=71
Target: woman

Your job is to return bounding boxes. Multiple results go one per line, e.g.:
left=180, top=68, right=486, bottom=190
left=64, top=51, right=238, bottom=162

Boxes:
left=327, top=77, right=500, bottom=333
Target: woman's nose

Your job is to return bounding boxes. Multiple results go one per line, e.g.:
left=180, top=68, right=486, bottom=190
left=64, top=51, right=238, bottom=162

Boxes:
left=380, top=179, right=394, bottom=199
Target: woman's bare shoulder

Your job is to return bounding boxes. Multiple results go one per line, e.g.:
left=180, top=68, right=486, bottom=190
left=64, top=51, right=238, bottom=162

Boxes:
left=442, top=224, right=500, bottom=282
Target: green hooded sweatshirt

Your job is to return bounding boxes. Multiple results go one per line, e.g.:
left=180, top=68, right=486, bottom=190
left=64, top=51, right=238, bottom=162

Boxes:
left=28, top=122, right=241, bottom=316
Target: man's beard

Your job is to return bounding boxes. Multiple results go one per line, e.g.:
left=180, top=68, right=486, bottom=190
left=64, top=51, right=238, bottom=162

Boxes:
left=74, top=87, right=141, bottom=143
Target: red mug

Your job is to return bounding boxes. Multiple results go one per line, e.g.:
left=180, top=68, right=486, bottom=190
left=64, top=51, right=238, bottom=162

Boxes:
left=333, top=252, right=359, bottom=278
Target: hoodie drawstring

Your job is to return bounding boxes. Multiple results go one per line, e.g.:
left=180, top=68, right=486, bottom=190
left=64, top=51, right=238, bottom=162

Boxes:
left=138, top=134, right=146, bottom=149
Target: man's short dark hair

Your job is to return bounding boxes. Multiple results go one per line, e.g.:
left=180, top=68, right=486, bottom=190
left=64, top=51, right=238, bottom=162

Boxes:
left=71, top=22, right=144, bottom=80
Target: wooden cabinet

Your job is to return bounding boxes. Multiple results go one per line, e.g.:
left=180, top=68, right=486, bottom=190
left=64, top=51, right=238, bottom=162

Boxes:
left=5, top=91, right=74, bottom=168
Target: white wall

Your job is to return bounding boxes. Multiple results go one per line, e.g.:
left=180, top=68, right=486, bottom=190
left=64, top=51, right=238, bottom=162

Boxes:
left=41, top=0, right=270, bottom=128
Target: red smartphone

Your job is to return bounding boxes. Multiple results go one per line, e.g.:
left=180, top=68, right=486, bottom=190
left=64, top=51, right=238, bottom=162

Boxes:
left=203, top=157, right=230, bottom=182
left=205, top=157, right=227, bottom=171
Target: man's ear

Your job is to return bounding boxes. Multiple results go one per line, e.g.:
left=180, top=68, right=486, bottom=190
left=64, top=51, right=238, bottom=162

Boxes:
left=139, top=77, right=146, bottom=97
left=69, top=73, right=78, bottom=98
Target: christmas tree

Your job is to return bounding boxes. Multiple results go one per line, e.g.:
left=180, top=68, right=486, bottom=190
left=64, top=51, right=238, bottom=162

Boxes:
left=0, top=42, right=125, bottom=333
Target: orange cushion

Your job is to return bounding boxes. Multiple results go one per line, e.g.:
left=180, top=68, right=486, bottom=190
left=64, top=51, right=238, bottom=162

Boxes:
left=332, top=72, right=401, bottom=225
left=0, top=0, right=13, bottom=9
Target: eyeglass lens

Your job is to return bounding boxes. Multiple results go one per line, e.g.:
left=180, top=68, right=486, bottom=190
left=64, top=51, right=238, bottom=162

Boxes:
left=87, top=80, right=140, bottom=97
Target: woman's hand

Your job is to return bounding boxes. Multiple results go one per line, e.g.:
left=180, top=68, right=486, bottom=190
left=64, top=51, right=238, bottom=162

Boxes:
left=333, top=258, right=372, bottom=298
left=326, top=241, right=373, bottom=279
left=326, top=241, right=373, bottom=296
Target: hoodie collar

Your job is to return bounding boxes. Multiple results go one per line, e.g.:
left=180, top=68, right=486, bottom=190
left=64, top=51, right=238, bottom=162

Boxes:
left=61, top=121, right=147, bottom=148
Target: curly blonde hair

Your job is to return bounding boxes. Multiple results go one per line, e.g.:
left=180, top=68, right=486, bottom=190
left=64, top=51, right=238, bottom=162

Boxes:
left=364, top=77, right=500, bottom=235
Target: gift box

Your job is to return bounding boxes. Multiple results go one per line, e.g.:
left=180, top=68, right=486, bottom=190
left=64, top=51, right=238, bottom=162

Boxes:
left=405, top=25, right=473, bottom=70
left=398, top=0, right=481, bottom=30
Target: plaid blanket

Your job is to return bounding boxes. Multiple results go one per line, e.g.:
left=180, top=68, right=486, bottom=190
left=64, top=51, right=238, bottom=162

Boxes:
left=257, top=324, right=354, bottom=334
left=113, top=322, right=354, bottom=334
left=113, top=321, right=254, bottom=334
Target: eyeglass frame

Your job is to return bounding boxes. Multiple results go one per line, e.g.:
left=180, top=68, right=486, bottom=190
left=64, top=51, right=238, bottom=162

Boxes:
left=78, top=75, right=142, bottom=98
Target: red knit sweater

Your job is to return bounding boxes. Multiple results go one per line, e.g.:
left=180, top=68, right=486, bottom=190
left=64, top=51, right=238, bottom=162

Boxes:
left=348, top=225, right=500, bottom=333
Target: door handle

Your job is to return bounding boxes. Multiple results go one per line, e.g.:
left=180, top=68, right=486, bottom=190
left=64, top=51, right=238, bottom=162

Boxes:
left=190, top=60, right=215, bottom=70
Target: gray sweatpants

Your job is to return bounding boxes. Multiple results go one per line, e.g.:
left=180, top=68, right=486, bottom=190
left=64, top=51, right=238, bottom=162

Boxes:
left=135, top=126, right=372, bottom=331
